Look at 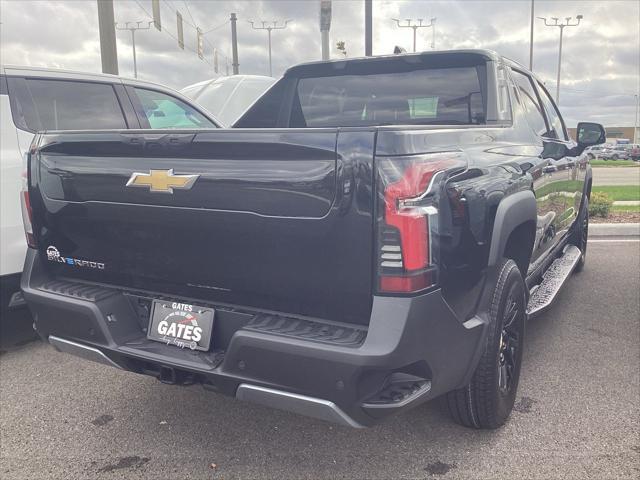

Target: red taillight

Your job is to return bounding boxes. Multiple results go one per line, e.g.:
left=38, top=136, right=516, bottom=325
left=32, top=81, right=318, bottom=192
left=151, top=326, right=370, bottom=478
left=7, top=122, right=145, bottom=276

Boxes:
left=376, top=154, right=466, bottom=294
left=21, top=176, right=37, bottom=248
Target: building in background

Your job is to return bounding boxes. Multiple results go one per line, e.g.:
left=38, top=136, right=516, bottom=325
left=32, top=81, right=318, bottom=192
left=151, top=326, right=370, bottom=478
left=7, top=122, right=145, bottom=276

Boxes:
left=568, top=126, right=637, bottom=144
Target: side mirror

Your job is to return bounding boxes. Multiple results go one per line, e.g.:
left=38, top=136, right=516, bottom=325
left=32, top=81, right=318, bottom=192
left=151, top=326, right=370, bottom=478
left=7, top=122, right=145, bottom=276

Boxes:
left=577, top=122, right=606, bottom=148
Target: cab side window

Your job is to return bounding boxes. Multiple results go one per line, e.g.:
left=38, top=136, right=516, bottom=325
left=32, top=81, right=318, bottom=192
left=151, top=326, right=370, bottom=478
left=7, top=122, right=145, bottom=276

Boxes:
left=535, top=81, right=568, bottom=141
left=510, top=70, right=548, bottom=137
left=8, top=78, right=128, bottom=132
left=132, top=87, right=216, bottom=129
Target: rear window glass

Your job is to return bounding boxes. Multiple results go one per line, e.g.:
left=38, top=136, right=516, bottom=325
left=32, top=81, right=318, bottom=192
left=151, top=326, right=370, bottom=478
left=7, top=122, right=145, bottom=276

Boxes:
left=15, top=79, right=127, bottom=131
left=290, top=66, right=486, bottom=127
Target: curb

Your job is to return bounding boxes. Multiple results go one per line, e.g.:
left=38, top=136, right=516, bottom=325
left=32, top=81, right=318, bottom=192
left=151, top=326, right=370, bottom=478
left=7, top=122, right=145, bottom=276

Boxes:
left=589, top=223, right=640, bottom=237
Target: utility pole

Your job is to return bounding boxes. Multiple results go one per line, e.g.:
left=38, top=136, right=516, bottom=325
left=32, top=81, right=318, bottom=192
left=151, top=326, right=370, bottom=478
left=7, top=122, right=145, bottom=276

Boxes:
left=249, top=20, right=291, bottom=77
left=116, top=21, right=153, bottom=79
left=529, top=0, right=534, bottom=70
left=392, top=18, right=436, bottom=53
left=320, top=0, right=332, bottom=61
left=230, top=13, right=239, bottom=75
left=365, top=0, right=372, bottom=56
left=538, top=15, right=583, bottom=104
left=97, top=0, right=118, bottom=74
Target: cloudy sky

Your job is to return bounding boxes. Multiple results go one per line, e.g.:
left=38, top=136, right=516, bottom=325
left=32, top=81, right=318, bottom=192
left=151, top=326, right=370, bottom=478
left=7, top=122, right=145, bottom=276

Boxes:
left=1, top=0, right=638, bottom=126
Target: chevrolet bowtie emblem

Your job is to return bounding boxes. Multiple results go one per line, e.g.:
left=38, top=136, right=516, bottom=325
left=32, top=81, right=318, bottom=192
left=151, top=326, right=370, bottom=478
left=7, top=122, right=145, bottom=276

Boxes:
left=125, top=169, right=199, bottom=194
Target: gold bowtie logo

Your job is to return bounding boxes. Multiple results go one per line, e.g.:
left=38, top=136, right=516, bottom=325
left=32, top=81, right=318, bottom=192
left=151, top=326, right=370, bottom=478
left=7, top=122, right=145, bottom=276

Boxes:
left=126, top=169, right=199, bottom=194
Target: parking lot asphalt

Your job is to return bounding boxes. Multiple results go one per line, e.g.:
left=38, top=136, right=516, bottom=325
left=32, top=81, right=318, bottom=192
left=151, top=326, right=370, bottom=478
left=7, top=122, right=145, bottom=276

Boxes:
left=592, top=167, right=640, bottom=186
left=1, top=240, right=638, bottom=480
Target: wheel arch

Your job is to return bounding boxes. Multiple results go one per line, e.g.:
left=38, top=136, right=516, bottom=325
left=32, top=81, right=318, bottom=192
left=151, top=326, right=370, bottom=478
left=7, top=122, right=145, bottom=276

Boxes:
left=487, top=190, right=537, bottom=272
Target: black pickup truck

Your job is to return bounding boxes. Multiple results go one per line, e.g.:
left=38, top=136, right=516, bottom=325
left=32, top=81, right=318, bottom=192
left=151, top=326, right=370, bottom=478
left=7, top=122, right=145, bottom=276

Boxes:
left=21, top=50, right=605, bottom=429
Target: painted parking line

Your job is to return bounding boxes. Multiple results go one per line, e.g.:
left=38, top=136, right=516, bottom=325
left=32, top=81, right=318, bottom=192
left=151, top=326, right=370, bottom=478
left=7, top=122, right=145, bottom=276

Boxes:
left=588, top=239, right=640, bottom=243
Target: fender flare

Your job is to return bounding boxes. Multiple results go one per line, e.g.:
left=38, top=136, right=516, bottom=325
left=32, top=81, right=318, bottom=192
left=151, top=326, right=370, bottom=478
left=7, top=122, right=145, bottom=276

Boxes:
left=487, top=190, right=537, bottom=267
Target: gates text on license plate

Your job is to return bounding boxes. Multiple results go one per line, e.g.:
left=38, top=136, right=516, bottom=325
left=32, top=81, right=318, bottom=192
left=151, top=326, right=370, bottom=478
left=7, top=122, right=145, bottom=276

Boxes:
left=147, top=301, right=214, bottom=351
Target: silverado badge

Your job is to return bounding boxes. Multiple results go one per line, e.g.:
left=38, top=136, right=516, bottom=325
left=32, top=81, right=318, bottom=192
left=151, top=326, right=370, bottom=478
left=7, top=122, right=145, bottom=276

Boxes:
left=126, top=169, right=199, bottom=193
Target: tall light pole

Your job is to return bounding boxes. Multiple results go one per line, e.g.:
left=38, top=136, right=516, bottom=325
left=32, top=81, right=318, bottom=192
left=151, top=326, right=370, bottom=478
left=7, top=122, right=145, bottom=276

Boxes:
left=392, top=18, right=436, bottom=53
left=115, top=21, right=153, bottom=78
left=538, top=15, right=583, bottom=104
left=249, top=20, right=291, bottom=77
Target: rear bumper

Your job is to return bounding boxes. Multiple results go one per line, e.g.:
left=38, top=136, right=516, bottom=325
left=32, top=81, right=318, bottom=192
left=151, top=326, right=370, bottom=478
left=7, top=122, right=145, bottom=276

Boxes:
left=22, top=249, right=488, bottom=427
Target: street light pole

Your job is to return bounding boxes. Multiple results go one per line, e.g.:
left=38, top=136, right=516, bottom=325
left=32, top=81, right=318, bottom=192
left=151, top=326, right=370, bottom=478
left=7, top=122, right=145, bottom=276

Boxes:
left=249, top=20, right=291, bottom=77
left=391, top=18, right=436, bottom=53
left=115, top=21, right=153, bottom=78
left=538, top=15, right=582, bottom=104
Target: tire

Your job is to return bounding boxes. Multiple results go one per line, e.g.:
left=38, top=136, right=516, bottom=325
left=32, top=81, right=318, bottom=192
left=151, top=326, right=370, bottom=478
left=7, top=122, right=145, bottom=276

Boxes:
left=570, top=197, right=589, bottom=272
left=443, top=258, right=526, bottom=429
left=612, top=154, right=619, bottom=160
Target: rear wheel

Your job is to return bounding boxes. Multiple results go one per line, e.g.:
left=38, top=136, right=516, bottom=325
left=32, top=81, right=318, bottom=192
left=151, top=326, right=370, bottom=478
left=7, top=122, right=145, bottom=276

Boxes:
left=443, top=258, right=526, bottom=429
left=570, top=197, right=589, bottom=272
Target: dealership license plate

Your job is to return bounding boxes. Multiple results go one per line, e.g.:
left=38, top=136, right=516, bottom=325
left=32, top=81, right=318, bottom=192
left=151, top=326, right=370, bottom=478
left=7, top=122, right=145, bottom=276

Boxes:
left=147, top=300, right=214, bottom=351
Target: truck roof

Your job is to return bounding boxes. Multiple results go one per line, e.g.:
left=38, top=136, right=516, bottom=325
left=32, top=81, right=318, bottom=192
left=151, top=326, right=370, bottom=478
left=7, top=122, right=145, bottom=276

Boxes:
left=284, top=49, right=503, bottom=77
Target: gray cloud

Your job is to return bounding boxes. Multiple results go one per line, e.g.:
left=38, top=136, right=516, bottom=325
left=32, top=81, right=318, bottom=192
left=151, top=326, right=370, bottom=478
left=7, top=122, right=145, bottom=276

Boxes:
left=1, top=0, right=638, bottom=127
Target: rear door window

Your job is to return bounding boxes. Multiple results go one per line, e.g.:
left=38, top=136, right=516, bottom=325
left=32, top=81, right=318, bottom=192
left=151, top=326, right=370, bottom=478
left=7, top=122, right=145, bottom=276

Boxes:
left=290, top=66, right=486, bottom=127
left=131, top=87, right=216, bottom=129
left=510, top=70, right=548, bottom=137
left=8, top=78, right=127, bottom=131
left=535, top=81, right=568, bottom=141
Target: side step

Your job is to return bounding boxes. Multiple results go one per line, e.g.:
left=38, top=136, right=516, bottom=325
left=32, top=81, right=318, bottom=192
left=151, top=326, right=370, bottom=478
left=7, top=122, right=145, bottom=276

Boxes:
left=527, top=245, right=582, bottom=318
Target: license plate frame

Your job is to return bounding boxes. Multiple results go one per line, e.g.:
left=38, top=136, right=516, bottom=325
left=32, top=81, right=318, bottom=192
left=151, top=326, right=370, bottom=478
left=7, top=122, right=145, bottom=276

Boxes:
left=147, top=300, right=214, bottom=351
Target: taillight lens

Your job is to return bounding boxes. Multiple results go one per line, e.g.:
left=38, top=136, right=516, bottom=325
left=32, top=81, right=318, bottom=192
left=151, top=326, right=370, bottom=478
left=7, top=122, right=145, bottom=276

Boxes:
left=20, top=167, right=37, bottom=248
left=376, top=152, right=466, bottom=294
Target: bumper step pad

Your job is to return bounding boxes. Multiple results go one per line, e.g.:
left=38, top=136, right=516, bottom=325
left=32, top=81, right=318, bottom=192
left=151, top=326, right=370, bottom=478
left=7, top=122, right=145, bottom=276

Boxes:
left=527, top=245, right=581, bottom=317
left=244, top=314, right=367, bottom=347
left=362, top=373, right=432, bottom=410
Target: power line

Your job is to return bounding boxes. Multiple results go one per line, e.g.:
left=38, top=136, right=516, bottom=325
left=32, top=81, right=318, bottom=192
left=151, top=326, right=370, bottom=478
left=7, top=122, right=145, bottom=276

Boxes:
left=132, top=0, right=215, bottom=68
left=131, top=0, right=233, bottom=73
left=182, top=0, right=197, bottom=27
left=203, top=19, right=230, bottom=34
left=162, top=0, right=196, bottom=29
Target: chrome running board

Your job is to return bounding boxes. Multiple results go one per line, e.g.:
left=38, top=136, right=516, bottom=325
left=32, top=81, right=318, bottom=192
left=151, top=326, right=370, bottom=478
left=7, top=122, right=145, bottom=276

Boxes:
left=527, top=245, right=582, bottom=318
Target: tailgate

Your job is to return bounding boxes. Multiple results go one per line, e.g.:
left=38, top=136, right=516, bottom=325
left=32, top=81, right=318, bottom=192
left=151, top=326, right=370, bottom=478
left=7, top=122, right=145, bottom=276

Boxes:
left=30, top=130, right=375, bottom=324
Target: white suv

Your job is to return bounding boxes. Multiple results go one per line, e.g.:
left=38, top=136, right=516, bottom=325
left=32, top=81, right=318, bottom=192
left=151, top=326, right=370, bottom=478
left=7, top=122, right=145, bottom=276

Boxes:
left=181, top=75, right=275, bottom=126
left=0, top=65, right=219, bottom=318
